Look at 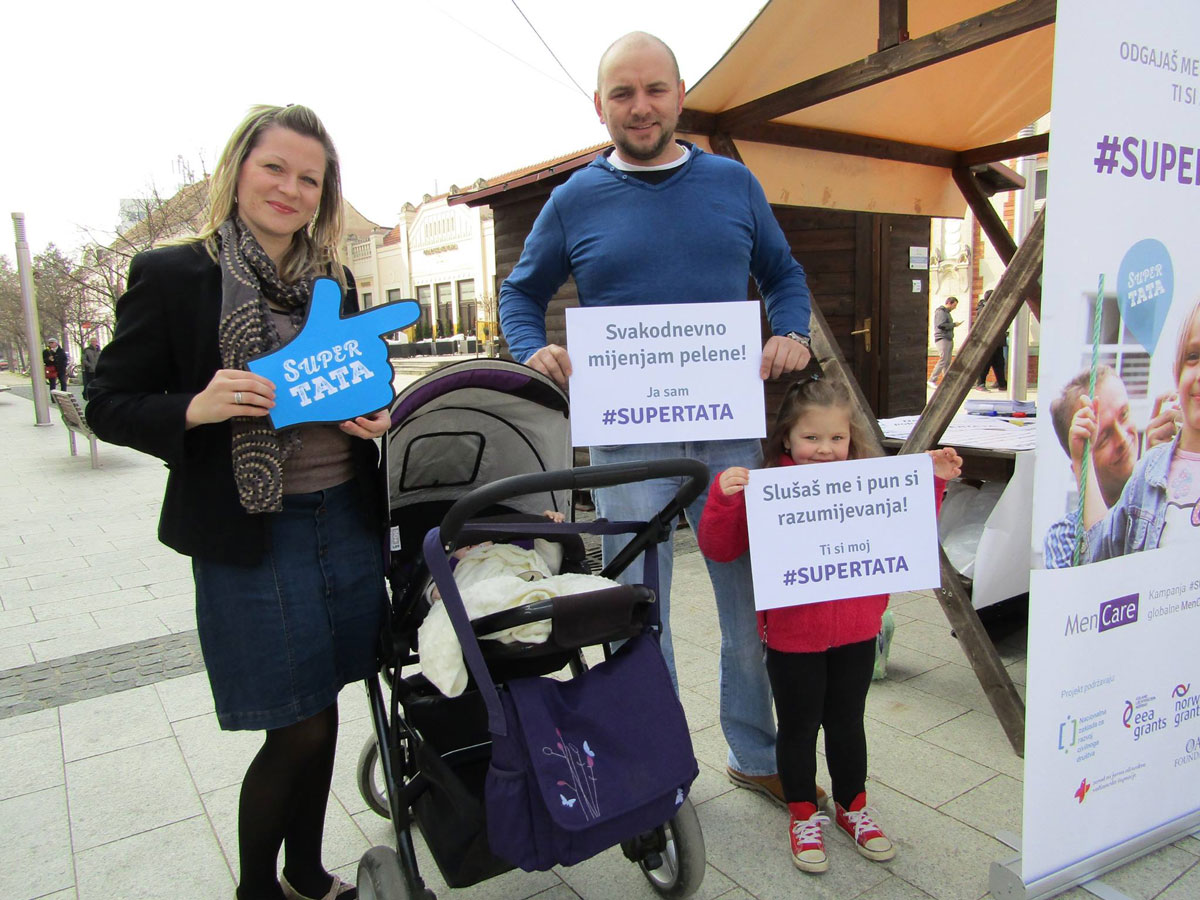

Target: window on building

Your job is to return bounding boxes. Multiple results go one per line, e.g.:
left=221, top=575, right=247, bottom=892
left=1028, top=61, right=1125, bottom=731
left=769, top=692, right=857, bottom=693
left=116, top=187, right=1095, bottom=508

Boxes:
left=417, top=285, right=432, bottom=338
left=436, top=282, right=453, bottom=336
left=457, top=279, right=477, bottom=336
left=361, top=292, right=372, bottom=307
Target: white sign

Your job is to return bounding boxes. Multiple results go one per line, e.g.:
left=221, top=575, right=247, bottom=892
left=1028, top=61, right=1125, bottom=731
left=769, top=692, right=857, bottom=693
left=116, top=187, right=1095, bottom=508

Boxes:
left=1023, top=0, right=1200, bottom=888
left=1025, top=559, right=1200, bottom=881
left=910, top=246, right=930, bottom=270
left=745, top=454, right=941, bottom=610
left=565, top=301, right=766, bottom=447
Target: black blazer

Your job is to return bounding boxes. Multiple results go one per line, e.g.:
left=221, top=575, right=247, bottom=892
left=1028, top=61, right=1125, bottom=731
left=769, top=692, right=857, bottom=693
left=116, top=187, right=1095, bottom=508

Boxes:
left=87, top=242, right=384, bottom=564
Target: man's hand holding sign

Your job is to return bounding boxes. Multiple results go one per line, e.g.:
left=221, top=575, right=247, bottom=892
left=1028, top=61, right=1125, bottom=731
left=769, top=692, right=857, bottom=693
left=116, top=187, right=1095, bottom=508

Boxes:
left=234, top=278, right=420, bottom=431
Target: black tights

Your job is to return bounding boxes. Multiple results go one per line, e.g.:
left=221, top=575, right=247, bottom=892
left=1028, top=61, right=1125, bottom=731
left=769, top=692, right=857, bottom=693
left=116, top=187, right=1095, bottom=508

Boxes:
left=236, top=704, right=340, bottom=900
left=765, top=639, right=876, bottom=810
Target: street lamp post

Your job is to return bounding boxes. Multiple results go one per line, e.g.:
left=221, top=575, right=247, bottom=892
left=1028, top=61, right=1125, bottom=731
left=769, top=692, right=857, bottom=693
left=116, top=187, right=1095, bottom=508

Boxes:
left=12, top=213, right=51, bottom=425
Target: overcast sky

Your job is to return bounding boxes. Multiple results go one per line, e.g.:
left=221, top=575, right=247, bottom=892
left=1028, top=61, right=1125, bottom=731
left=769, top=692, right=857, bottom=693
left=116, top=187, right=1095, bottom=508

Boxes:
left=3, top=0, right=765, bottom=257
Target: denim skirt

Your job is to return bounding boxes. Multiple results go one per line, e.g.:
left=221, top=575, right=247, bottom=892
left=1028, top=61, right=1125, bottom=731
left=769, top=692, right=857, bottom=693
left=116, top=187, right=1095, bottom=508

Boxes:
left=192, top=479, right=386, bottom=731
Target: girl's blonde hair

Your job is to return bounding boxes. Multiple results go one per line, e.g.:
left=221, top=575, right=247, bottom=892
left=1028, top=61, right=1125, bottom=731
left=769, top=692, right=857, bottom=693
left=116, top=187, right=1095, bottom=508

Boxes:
left=763, top=375, right=874, bottom=465
left=1174, top=297, right=1200, bottom=382
left=197, top=104, right=345, bottom=285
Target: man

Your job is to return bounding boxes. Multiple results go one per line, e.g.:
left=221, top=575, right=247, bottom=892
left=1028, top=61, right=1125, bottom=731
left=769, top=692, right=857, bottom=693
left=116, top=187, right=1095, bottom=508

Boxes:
left=928, top=296, right=961, bottom=386
left=973, top=290, right=1008, bottom=392
left=1043, top=366, right=1176, bottom=567
left=500, top=31, right=814, bottom=806
left=81, top=336, right=102, bottom=400
left=42, top=338, right=68, bottom=392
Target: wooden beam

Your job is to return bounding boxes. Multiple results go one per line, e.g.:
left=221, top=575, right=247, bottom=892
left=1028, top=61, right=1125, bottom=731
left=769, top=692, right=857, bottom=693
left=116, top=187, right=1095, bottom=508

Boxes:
left=897, top=208, right=1045, bottom=757
left=677, top=109, right=717, bottom=135
left=952, top=167, right=1042, bottom=320
left=878, top=0, right=909, bottom=52
left=708, top=132, right=744, bottom=164
left=958, top=131, right=1050, bottom=168
left=715, top=0, right=1055, bottom=132
left=903, top=207, right=1043, bottom=453
left=731, top=122, right=957, bottom=168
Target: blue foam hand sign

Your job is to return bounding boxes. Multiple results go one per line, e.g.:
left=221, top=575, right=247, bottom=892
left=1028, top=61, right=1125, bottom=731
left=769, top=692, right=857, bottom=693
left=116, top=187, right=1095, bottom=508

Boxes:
left=247, top=278, right=420, bottom=429
left=1117, top=238, right=1173, bottom=355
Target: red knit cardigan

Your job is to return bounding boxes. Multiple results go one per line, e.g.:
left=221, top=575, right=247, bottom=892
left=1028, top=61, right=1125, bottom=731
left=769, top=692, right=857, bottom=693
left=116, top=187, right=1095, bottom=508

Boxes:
left=697, top=454, right=946, bottom=653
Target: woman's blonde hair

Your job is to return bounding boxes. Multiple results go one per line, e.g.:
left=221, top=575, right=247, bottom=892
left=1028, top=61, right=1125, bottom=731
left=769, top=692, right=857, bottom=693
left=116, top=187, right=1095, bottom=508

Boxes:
left=763, top=375, right=875, bottom=465
left=197, top=104, right=345, bottom=285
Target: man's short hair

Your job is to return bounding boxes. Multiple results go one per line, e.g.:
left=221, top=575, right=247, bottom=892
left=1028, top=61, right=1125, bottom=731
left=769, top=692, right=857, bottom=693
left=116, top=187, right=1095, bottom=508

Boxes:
left=945, top=296, right=958, bottom=307
left=1050, top=365, right=1116, bottom=453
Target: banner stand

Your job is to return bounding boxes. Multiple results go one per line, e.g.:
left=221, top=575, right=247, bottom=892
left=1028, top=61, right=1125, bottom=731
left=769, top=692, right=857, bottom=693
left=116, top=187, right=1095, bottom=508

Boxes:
left=988, top=812, right=1200, bottom=900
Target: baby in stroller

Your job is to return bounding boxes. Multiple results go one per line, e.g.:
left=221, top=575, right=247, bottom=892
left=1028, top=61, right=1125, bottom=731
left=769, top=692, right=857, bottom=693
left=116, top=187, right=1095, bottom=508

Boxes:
left=418, top=509, right=623, bottom=698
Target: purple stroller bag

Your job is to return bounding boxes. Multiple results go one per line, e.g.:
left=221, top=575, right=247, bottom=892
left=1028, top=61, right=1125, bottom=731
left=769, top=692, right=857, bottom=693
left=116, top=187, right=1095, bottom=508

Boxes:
left=425, top=525, right=698, bottom=872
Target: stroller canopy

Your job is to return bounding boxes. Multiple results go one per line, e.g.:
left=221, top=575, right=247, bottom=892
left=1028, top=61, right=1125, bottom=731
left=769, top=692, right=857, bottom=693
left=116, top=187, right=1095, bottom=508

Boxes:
left=387, top=360, right=572, bottom=521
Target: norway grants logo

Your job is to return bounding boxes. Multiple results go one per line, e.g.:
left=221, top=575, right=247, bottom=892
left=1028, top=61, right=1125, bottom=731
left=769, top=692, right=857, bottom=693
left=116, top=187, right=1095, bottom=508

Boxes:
left=1173, top=683, right=1200, bottom=729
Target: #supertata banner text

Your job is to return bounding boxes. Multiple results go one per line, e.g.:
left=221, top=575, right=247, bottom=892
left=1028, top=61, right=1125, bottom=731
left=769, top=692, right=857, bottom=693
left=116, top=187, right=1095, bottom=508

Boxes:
left=565, top=301, right=766, bottom=447
left=745, top=454, right=940, bottom=610
left=1023, top=0, right=1200, bottom=886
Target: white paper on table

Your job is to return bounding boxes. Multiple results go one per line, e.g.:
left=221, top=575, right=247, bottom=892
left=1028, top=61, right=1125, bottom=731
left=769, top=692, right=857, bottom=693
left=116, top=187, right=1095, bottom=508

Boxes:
left=566, top=302, right=766, bottom=447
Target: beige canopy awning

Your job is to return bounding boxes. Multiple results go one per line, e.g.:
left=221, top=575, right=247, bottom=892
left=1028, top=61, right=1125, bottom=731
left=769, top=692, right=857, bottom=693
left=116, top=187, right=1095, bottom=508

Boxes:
left=677, top=0, right=1055, bottom=217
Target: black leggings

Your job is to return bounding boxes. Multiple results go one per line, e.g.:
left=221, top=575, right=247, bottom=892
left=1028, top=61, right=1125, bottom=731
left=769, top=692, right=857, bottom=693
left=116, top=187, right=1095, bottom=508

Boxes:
left=765, top=639, right=876, bottom=810
left=236, top=704, right=340, bottom=900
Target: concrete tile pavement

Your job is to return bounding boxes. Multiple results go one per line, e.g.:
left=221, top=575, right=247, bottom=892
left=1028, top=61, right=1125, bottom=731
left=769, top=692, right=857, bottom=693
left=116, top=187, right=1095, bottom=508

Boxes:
left=2, top=373, right=1198, bottom=899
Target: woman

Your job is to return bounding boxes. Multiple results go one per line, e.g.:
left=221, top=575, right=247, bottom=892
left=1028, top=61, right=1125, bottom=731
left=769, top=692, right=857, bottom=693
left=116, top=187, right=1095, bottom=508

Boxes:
left=87, top=105, right=386, bottom=900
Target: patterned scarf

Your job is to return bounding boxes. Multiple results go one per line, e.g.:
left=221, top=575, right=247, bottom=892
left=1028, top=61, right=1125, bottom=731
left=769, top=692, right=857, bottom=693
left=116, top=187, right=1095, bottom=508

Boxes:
left=217, top=218, right=314, bottom=514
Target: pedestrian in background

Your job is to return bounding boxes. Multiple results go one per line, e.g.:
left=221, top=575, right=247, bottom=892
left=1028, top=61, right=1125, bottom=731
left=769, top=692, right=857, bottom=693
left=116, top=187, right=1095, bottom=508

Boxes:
left=43, top=338, right=68, bottom=391
left=928, top=297, right=961, bottom=387
left=974, top=290, right=1008, bottom=391
left=81, top=336, right=102, bottom=400
left=88, top=104, right=383, bottom=900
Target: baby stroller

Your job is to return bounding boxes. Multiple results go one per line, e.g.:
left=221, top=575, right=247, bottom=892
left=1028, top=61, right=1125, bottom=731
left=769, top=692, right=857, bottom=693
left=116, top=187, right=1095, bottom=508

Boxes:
left=356, top=359, right=709, bottom=899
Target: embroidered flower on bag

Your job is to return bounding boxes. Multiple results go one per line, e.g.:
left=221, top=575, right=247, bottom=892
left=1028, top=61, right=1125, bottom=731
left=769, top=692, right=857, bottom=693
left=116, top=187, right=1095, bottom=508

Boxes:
left=544, top=728, right=600, bottom=820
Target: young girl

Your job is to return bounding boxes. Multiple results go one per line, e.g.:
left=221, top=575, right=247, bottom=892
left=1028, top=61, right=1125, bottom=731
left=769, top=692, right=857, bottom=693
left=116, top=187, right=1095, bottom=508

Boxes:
left=1082, top=297, right=1200, bottom=561
left=697, top=377, right=961, bottom=873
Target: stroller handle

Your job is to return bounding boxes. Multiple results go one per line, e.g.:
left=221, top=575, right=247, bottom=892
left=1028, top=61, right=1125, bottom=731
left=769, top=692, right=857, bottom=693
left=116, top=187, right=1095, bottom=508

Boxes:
left=438, top=457, right=711, bottom=548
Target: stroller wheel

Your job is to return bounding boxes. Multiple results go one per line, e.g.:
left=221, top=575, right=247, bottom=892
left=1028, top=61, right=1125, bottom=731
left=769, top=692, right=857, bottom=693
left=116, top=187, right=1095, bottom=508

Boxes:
left=358, top=735, right=391, bottom=819
left=639, top=797, right=706, bottom=898
left=358, top=845, right=426, bottom=899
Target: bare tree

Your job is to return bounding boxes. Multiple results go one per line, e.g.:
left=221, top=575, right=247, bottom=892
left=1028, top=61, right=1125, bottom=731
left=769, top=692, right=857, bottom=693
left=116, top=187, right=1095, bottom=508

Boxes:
left=0, top=255, right=25, bottom=368
left=32, top=245, right=94, bottom=370
left=74, top=178, right=210, bottom=322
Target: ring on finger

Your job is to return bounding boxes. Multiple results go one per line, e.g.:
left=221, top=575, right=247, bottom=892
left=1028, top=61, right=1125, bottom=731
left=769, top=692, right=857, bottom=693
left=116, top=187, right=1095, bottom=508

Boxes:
left=235, top=391, right=243, bottom=406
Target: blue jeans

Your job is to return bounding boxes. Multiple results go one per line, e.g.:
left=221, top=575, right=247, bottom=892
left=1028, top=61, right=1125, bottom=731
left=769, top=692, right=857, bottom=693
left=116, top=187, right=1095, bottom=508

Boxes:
left=590, top=439, right=777, bottom=775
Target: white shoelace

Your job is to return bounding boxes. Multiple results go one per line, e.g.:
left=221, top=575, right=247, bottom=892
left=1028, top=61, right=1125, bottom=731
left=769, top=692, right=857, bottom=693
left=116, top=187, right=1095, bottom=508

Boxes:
left=843, top=805, right=884, bottom=841
left=791, top=812, right=830, bottom=845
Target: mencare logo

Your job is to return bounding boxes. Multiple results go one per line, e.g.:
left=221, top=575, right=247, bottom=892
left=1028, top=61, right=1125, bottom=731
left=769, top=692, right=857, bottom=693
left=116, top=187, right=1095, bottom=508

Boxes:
left=1064, top=593, right=1140, bottom=637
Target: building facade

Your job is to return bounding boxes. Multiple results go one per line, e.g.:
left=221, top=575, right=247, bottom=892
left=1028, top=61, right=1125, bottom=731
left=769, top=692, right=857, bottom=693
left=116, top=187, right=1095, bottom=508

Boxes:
left=345, top=187, right=496, bottom=343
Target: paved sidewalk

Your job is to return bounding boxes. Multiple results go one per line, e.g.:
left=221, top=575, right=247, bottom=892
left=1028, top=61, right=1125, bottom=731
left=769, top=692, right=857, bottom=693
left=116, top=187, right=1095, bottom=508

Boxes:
left=1, top=373, right=1197, bottom=900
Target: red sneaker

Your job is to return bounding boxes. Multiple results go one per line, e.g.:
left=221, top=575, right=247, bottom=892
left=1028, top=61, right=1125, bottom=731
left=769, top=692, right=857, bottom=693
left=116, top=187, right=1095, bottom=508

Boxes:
left=788, top=802, right=831, bottom=873
left=834, top=793, right=895, bottom=861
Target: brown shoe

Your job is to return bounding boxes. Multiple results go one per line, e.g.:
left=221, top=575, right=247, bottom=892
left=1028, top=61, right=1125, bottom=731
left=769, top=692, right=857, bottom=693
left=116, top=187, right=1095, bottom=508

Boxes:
left=726, top=766, right=828, bottom=809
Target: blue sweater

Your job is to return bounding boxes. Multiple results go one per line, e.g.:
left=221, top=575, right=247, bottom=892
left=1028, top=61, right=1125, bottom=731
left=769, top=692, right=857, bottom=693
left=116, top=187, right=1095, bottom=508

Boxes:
left=498, top=146, right=812, bottom=363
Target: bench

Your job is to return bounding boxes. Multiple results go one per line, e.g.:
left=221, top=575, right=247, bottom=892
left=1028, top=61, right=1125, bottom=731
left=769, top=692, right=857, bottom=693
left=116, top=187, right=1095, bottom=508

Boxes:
left=50, top=390, right=100, bottom=468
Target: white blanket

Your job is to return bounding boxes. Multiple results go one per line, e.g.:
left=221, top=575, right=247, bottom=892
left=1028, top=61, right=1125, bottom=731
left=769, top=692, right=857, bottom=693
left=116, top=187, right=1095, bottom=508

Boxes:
left=419, top=569, right=620, bottom=698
